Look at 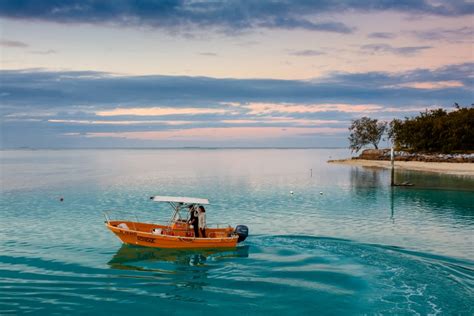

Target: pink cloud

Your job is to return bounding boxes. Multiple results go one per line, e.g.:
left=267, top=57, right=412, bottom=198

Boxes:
left=387, top=81, right=464, bottom=89
left=244, top=103, right=382, bottom=115
left=221, top=117, right=343, bottom=125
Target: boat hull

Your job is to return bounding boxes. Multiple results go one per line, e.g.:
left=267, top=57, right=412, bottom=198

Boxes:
left=106, top=221, right=239, bottom=249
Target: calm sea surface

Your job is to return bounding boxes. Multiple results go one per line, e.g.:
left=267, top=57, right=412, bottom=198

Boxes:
left=0, top=149, right=473, bottom=315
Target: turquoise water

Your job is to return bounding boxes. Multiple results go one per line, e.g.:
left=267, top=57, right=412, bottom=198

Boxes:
left=0, top=149, right=473, bottom=315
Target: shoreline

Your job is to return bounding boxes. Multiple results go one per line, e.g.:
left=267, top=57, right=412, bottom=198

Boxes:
left=328, top=159, right=474, bottom=176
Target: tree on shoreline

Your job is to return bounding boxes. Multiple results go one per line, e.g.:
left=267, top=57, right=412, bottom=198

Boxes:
left=389, top=105, right=474, bottom=153
left=348, top=117, right=387, bottom=153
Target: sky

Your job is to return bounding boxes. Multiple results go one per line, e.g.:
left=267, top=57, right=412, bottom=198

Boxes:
left=0, top=0, right=473, bottom=148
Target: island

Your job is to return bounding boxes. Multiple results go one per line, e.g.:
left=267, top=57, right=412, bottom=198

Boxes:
left=329, top=149, right=474, bottom=176
left=330, top=105, right=474, bottom=176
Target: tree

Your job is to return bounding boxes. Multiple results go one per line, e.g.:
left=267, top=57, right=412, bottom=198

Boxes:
left=389, top=105, right=474, bottom=153
left=348, top=117, right=387, bottom=152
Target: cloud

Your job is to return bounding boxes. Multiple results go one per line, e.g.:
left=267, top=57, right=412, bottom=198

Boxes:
left=386, top=81, right=464, bottom=90
left=1, top=1, right=472, bottom=35
left=367, top=32, right=396, bottom=39
left=0, top=39, right=28, bottom=48
left=290, top=50, right=326, bottom=56
left=0, top=1, right=353, bottom=34
left=1, top=63, right=471, bottom=111
left=258, top=18, right=353, bottom=33
left=221, top=118, right=343, bottom=126
left=245, top=103, right=383, bottom=115
left=361, top=43, right=431, bottom=56
left=84, top=126, right=347, bottom=141
left=1, top=63, right=472, bottom=147
left=198, top=52, right=218, bottom=56
left=96, top=107, right=230, bottom=116
left=411, top=27, right=473, bottom=43
left=30, top=49, right=57, bottom=55
left=48, top=119, right=192, bottom=126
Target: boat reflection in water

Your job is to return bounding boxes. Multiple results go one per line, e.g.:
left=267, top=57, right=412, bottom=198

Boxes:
left=108, top=244, right=250, bottom=271
left=108, top=244, right=250, bottom=294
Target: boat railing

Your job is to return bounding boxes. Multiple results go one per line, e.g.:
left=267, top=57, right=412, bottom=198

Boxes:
left=104, top=210, right=233, bottom=231
left=206, top=223, right=233, bottom=229
left=168, top=221, right=232, bottom=230
left=103, top=210, right=168, bottom=226
left=103, top=211, right=110, bottom=223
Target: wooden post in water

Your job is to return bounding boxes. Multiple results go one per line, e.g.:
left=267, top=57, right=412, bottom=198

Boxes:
left=390, top=146, right=395, bottom=186
left=390, top=184, right=395, bottom=222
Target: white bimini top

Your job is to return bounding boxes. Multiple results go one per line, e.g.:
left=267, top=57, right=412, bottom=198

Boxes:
left=152, top=195, right=210, bottom=205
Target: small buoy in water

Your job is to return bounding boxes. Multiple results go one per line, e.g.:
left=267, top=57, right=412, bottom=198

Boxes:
left=59, top=197, right=64, bottom=202
left=319, top=192, right=323, bottom=195
left=290, top=191, right=294, bottom=195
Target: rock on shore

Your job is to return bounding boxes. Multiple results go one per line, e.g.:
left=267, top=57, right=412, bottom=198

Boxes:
left=355, top=149, right=474, bottom=163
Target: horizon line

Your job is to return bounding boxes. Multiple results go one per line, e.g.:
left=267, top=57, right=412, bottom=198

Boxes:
left=0, top=146, right=348, bottom=150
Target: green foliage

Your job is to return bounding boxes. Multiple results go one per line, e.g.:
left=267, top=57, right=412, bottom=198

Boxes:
left=348, top=117, right=387, bottom=152
left=389, top=105, right=474, bottom=153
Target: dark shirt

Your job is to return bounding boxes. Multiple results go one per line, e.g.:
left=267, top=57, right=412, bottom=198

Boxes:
left=189, top=210, right=198, bottom=225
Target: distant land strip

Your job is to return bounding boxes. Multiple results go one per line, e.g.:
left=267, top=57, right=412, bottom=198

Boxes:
left=328, top=159, right=474, bottom=176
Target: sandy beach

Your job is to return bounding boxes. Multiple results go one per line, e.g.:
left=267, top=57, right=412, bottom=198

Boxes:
left=328, top=159, right=474, bottom=176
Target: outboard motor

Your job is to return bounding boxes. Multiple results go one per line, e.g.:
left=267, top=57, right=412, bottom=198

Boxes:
left=234, top=225, right=249, bottom=243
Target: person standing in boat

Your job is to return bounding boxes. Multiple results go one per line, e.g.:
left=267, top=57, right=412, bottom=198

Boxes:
left=198, top=205, right=206, bottom=238
left=188, top=205, right=199, bottom=238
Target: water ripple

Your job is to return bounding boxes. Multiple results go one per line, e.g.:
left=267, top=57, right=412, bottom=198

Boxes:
left=1, top=235, right=472, bottom=315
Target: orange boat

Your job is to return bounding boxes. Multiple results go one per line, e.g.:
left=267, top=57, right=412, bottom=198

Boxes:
left=105, top=195, right=249, bottom=249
